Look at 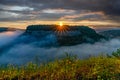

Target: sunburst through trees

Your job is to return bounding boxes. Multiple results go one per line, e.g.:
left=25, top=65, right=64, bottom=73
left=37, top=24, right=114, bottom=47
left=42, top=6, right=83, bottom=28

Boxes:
left=55, top=22, right=69, bottom=36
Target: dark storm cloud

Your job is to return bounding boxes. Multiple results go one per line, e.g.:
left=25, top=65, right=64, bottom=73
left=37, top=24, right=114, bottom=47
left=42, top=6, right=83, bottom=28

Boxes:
left=0, top=0, right=29, bottom=6
left=21, top=0, right=120, bottom=16
left=0, top=0, right=120, bottom=22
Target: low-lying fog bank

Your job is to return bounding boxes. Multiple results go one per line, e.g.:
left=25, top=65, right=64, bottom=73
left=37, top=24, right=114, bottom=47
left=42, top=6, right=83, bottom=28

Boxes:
left=0, top=30, right=120, bottom=65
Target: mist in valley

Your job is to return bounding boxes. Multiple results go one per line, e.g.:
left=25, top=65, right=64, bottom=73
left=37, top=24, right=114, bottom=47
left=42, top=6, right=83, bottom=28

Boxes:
left=0, top=28, right=120, bottom=65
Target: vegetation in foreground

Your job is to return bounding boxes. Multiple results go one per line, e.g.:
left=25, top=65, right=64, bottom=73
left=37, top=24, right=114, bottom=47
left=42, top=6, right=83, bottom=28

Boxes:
left=0, top=49, right=120, bottom=80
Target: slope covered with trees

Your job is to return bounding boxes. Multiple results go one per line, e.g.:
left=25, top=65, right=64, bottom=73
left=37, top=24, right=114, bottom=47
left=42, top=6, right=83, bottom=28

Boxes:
left=24, top=25, right=105, bottom=46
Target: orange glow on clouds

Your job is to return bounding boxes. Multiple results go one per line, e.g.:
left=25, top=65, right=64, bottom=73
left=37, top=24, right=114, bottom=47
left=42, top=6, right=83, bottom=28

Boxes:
left=0, top=20, right=120, bottom=29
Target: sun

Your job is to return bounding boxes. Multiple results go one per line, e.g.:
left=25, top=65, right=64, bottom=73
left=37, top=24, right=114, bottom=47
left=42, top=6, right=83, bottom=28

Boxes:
left=59, top=22, right=63, bottom=27
left=57, top=22, right=64, bottom=31
left=55, top=22, right=69, bottom=35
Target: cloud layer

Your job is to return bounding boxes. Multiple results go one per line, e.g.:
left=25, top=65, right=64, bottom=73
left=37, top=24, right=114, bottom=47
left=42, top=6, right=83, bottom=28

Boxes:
left=0, top=0, right=120, bottom=28
left=0, top=30, right=120, bottom=65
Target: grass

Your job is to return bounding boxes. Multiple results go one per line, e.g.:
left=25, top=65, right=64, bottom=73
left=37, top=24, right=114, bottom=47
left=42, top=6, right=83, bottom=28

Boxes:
left=0, top=50, right=120, bottom=80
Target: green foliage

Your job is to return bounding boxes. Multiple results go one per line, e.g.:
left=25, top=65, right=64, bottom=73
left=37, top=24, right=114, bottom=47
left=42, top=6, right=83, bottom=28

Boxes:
left=0, top=52, right=120, bottom=80
left=112, top=49, right=120, bottom=58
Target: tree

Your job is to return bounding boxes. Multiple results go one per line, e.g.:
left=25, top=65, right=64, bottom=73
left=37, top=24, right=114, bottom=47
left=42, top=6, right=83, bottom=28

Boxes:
left=112, top=49, right=120, bottom=58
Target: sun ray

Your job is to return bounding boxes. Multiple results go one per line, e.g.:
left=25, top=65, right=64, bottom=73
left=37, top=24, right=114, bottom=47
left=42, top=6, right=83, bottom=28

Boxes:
left=54, top=22, right=70, bottom=36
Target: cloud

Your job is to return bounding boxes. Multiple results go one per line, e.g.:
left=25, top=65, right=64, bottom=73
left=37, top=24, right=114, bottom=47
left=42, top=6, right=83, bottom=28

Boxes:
left=0, top=38, right=120, bottom=65
left=41, top=9, right=75, bottom=14
left=0, top=31, right=23, bottom=47
left=0, top=0, right=120, bottom=29
left=0, top=30, right=120, bottom=65
left=60, top=12, right=105, bottom=21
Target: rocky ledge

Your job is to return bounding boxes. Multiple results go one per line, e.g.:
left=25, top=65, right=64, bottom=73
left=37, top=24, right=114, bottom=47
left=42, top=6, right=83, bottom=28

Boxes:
left=23, top=25, right=105, bottom=46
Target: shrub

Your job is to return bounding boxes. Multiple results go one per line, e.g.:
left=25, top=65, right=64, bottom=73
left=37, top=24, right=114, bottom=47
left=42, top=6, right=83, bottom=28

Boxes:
left=112, top=49, right=120, bottom=58
left=0, top=51, right=120, bottom=79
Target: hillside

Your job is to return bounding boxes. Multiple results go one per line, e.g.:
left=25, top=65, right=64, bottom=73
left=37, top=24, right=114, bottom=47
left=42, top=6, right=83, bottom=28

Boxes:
left=0, top=27, right=23, bottom=33
left=0, top=27, right=8, bottom=32
left=0, top=25, right=106, bottom=55
left=23, top=25, right=105, bottom=46
left=0, top=49, right=120, bottom=80
left=99, top=29, right=120, bottom=39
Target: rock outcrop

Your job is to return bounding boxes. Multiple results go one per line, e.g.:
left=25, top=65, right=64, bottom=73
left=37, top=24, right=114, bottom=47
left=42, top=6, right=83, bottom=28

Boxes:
left=23, top=25, right=105, bottom=46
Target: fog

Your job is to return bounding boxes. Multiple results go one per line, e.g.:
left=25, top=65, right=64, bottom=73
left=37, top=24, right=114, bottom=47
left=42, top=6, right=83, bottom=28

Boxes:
left=0, top=31, right=23, bottom=47
left=0, top=31, right=120, bottom=65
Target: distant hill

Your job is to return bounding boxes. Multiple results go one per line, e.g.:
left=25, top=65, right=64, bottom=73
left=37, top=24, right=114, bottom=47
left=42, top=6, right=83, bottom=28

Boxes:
left=0, top=25, right=106, bottom=54
left=23, top=25, right=105, bottom=46
left=0, top=27, right=8, bottom=32
left=0, top=27, right=25, bottom=33
left=99, top=29, right=120, bottom=39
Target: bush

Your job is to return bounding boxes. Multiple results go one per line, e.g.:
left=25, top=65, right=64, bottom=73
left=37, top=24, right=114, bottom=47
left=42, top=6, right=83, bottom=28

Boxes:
left=112, top=49, right=120, bottom=58
left=0, top=51, right=120, bottom=79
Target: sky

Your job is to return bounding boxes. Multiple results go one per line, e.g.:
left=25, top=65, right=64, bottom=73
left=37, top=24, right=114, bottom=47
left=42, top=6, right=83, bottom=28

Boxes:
left=0, top=0, right=120, bottom=29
